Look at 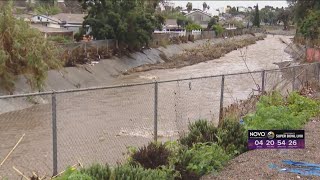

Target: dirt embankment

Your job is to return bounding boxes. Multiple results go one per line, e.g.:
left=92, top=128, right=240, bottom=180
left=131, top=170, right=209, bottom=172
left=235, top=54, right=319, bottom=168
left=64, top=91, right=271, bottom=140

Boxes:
left=125, top=34, right=266, bottom=74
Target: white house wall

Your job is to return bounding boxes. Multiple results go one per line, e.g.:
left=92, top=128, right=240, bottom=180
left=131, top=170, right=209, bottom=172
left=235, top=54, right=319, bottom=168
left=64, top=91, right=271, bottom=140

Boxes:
left=47, top=23, right=61, bottom=29
left=186, top=11, right=211, bottom=29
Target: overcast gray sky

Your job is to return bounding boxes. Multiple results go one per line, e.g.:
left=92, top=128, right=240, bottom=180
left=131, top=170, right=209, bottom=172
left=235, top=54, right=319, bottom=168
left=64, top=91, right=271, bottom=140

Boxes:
left=170, top=1, right=288, bottom=15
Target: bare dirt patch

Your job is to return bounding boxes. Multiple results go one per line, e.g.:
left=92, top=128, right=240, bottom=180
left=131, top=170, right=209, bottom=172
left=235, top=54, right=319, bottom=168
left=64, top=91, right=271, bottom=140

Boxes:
left=125, top=34, right=267, bottom=74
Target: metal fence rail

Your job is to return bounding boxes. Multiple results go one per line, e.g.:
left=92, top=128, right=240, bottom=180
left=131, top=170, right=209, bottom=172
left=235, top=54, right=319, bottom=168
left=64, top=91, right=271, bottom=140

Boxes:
left=0, top=62, right=319, bottom=179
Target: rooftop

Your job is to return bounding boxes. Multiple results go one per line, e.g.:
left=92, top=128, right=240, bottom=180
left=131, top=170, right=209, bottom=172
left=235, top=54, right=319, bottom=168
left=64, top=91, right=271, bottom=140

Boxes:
left=52, top=13, right=87, bottom=24
left=184, top=9, right=212, bottom=17
left=31, top=24, right=73, bottom=33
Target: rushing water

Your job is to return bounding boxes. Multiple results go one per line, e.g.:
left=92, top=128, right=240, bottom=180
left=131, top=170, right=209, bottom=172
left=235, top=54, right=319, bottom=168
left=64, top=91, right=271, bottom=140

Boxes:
left=0, top=35, right=294, bottom=178
left=117, top=35, right=293, bottom=84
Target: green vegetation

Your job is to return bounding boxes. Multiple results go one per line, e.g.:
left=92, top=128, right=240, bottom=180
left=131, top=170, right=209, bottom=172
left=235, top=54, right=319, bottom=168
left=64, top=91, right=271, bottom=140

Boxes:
left=216, top=119, right=247, bottom=156
left=260, top=6, right=277, bottom=25
left=298, top=10, right=320, bottom=40
left=130, top=142, right=171, bottom=169
left=47, top=35, right=73, bottom=44
left=34, top=4, right=61, bottom=15
left=54, top=167, right=92, bottom=180
left=0, top=2, right=61, bottom=92
left=54, top=91, right=320, bottom=180
left=185, top=23, right=202, bottom=32
left=112, top=165, right=175, bottom=180
left=244, top=92, right=320, bottom=130
left=54, top=165, right=176, bottom=180
left=176, top=16, right=192, bottom=29
left=186, top=2, right=192, bottom=13
left=253, top=4, right=260, bottom=28
left=180, top=120, right=217, bottom=147
left=79, top=0, right=164, bottom=51
left=202, top=2, right=209, bottom=12
left=207, top=17, right=218, bottom=30
left=174, top=143, right=229, bottom=179
left=289, top=0, right=320, bottom=45
left=80, top=164, right=111, bottom=180
left=212, top=24, right=224, bottom=36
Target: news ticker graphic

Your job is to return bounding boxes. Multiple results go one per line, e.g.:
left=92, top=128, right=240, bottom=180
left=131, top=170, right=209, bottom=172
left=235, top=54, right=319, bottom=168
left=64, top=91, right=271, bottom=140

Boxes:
left=248, top=130, right=305, bottom=150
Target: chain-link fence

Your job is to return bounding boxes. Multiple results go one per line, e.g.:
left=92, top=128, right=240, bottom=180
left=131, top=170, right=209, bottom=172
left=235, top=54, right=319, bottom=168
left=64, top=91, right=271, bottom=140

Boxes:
left=0, top=63, right=319, bottom=179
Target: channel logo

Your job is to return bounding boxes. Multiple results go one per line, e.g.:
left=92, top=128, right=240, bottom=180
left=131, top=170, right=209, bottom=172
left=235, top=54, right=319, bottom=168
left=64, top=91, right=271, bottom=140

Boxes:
left=267, top=131, right=275, bottom=139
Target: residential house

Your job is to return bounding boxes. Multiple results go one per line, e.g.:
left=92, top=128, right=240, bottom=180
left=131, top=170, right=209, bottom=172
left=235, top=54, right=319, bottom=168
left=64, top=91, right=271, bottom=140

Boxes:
left=163, top=19, right=179, bottom=30
left=30, top=14, right=61, bottom=28
left=30, top=24, right=74, bottom=39
left=52, top=13, right=88, bottom=33
left=25, top=13, right=91, bottom=39
left=184, top=9, right=212, bottom=29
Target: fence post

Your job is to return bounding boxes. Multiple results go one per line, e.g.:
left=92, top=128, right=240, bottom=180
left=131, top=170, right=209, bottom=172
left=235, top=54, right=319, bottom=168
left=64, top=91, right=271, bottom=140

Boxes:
left=305, top=68, right=308, bottom=84
left=52, top=92, right=58, bottom=176
left=218, top=75, right=225, bottom=126
left=292, top=67, right=296, bottom=91
left=261, top=70, right=265, bottom=93
left=107, top=40, right=109, bottom=52
left=154, top=82, right=158, bottom=142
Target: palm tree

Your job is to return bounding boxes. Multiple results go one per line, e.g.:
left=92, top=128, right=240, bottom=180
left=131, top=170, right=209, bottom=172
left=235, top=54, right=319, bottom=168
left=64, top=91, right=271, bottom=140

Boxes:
left=186, top=2, right=192, bottom=13
left=203, top=2, right=207, bottom=11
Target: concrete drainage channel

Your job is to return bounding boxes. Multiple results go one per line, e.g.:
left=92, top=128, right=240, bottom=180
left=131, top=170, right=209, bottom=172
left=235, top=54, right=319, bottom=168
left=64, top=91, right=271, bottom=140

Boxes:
left=1, top=34, right=312, bottom=179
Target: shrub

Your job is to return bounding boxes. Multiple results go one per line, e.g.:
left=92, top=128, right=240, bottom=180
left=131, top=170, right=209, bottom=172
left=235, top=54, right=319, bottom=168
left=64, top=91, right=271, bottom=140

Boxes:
left=34, top=4, right=61, bottom=15
left=216, top=119, right=247, bottom=156
left=53, top=167, right=92, bottom=180
left=212, top=24, right=224, bottom=36
left=180, top=120, right=218, bottom=147
left=174, top=143, right=230, bottom=179
left=47, top=35, right=73, bottom=44
left=112, top=165, right=175, bottom=180
left=244, top=92, right=320, bottom=130
left=287, top=91, right=320, bottom=117
left=0, top=2, right=62, bottom=92
left=186, top=23, right=202, bottom=32
left=80, top=164, right=111, bottom=180
left=257, top=91, right=284, bottom=107
left=131, top=142, right=171, bottom=169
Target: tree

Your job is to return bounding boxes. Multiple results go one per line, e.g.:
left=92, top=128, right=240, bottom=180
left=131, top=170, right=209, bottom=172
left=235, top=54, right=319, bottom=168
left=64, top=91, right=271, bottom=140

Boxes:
left=260, top=6, right=277, bottom=25
left=212, top=24, right=224, bottom=36
left=207, top=17, right=218, bottom=30
left=228, top=7, right=238, bottom=16
left=175, top=6, right=183, bottom=12
left=299, top=10, right=320, bottom=40
left=277, top=7, right=291, bottom=30
left=288, top=0, right=320, bottom=25
left=0, top=2, right=61, bottom=93
left=253, top=4, right=260, bottom=27
left=186, top=2, right=192, bottom=13
left=186, top=23, right=202, bottom=32
left=80, top=0, right=163, bottom=51
left=176, top=16, right=192, bottom=28
left=202, top=2, right=207, bottom=11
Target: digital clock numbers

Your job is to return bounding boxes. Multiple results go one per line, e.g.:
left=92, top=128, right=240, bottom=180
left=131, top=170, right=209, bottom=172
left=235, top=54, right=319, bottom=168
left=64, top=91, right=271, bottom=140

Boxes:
left=248, top=130, right=304, bottom=149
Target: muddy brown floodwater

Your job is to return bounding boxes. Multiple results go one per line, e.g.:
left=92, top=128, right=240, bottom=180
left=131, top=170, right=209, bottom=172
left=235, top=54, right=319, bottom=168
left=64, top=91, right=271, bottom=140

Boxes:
left=0, top=35, right=293, bottom=179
